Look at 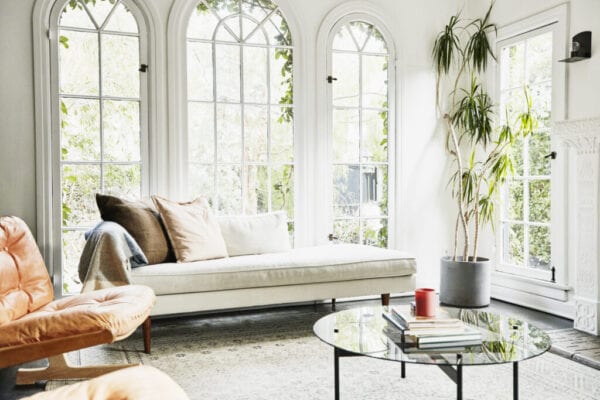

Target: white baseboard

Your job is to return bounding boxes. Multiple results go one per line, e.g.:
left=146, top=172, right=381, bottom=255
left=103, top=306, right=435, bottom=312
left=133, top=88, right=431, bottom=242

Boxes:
left=492, top=284, right=574, bottom=319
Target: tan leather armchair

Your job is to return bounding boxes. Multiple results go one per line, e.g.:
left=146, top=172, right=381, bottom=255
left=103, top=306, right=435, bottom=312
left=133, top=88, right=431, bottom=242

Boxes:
left=0, top=216, right=156, bottom=385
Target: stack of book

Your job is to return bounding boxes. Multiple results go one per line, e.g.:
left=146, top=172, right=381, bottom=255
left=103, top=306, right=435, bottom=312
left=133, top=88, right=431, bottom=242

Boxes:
left=383, top=305, right=482, bottom=349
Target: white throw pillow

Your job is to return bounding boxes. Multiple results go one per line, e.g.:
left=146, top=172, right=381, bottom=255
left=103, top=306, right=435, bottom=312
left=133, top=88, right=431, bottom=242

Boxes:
left=218, top=212, right=291, bottom=256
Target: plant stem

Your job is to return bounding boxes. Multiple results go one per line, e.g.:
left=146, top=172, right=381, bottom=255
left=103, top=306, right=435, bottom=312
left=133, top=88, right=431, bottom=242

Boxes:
left=472, top=178, right=482, bottom=261
left=453, top=214, right=459, bottom=260
left=444, top=114, right=469, bottom=261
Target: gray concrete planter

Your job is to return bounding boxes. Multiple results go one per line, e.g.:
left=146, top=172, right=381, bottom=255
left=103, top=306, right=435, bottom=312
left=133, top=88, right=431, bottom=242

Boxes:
left=440, top=256, right=491, bottom=308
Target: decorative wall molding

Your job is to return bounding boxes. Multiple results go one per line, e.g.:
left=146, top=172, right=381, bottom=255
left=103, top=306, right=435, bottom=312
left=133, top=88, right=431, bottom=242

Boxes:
left=554, top=117, right=600, bottom=335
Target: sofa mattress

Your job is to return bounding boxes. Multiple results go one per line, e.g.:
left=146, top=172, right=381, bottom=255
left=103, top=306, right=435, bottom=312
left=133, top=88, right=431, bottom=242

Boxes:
left=130, top=244, right=416, bottom=295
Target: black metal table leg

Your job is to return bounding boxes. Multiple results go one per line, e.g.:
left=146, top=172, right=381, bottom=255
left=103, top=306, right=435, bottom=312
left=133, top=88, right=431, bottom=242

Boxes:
left=334, top=348, right=340, bottom=400
left=401, top=361, right=406, bottom=378
left=513, top=362, right=518, bottom=400
left=457, top=364, right=462, bottom=400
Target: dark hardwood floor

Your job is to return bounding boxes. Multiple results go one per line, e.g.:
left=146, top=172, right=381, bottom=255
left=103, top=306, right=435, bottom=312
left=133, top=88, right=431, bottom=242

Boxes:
left=0, top=297, right=572, bottom=400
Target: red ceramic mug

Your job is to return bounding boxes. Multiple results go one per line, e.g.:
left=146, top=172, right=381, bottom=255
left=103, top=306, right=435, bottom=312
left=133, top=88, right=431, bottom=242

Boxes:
left=415, top=288, right=436, bottom=317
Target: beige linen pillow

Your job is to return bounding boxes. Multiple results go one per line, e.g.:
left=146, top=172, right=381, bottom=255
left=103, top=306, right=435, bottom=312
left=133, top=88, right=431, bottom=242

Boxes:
left=152, top=196, right=228, bottom=262
left=217, top=212, right=291, bottom=256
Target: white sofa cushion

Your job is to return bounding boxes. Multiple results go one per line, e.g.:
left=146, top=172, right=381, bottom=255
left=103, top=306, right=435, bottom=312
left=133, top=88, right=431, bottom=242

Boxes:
left=130, top=244, right=416, bottom=295
left=217, top=212, right=290, bottom=256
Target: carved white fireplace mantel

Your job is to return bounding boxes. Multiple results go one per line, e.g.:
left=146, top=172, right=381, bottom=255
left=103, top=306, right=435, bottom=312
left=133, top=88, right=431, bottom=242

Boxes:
left=554, top=117, right=600, bottom=335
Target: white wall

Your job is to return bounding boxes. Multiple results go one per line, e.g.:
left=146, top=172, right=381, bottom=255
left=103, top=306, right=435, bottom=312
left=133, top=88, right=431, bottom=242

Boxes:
left=0, top=0, right=462, bottom=288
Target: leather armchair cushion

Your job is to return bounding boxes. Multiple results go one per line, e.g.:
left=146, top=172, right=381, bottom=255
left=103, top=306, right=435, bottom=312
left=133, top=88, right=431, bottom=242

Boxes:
left=23, top=366, right=189, bottom=400
left=0, top=285, right=155, bottom=349
left=0, top=217, right=53, bottom=325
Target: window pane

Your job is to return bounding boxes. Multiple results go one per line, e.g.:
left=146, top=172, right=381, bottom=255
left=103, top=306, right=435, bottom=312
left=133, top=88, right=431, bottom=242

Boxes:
left=362, top=110, right=387, bottom=163
left=61, top=230, right=85, bottom=294
left=271, top=164, right=294, bottom=218
left=59, top=2, right=95, bottom=29
left=526, top=32, right=553, bottom=85
left=363, top=28, right=387, bottom=53
left=332, top=25, right=356, bottom=51
left=507, top=180, right=523, bottom=220
left=243, top=46, right=268, bottom=103
left=62, top=164, right=100, bottom=227
left=505, top=223, right=524, bottom=265
left=510, top=136, right=524, bottom=176
left=270, top=48, right=293, bottom=106
left=189, top=164, right=214, bottom=202
left=530, top=83, right=552, bottom=128
left=241, top=0, right=274, bottom=23
left=104, top=2, right=138, bottom=34
left=216, top=104, right=241, bottom=163
left=361, top=165, right=387, bottom=217
left=362, top=219, right=387, bottom=247
left=332, top=52, right=359, bottom=107
left=101, top=34, right=140, bottom=98
left=216, top=44, right=240, bottom=102
left=529, top=225, right=551, bottom=269
left=104, top=164, right=141, bottom=199
left=86, top=0, right=114, bottom=28
left=189, top=102, right=215, bottom=163
left=59, top=30, right=99, bottom=95
left=244, top=165, right=268, bottom=214
left=500, top=42, right=524, bottom=90
left=362, top=55, right=387, bottom=108
left=348, top=22, right=370, bottom=50
left=188, top=6, right=220, bottom=39
left=334, top=219, right=359, bottom=244
left=217, top=165, right=242, bottom=214
left=103, top=100, right=140, bottom=162
left=333, top=165, right=360, bottom=217
left=244, top=20, right=267, bottom=45
left=60, top=98, right=100, bottom=161
left=188, top=42, right=213, bottom=101
left=529, top=132, right=551, bottom=176
left=211, top=0, right=240, bottom=16
left=529, top=180, right=550, bottom=223
left=244, top=105, right=268, bottom=163
left=271, top=106, right=293, bottom=163
left=333, top=109, right=359, bottom=163
left=264, top=10, right=291, bottom=46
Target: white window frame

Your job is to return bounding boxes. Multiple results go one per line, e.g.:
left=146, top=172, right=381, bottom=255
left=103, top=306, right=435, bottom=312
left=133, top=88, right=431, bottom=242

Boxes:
left=493, top=4, right=568, bottom=285
left=32, top=0, right=166, bottom=296
left=326, top=15, right=395, bottom=247
left=167, top=0, right=307, bottom=245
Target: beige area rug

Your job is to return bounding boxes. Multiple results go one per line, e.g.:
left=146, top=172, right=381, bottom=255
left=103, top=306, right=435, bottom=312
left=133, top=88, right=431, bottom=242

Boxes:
left=48, top=308, right=600, bottom=399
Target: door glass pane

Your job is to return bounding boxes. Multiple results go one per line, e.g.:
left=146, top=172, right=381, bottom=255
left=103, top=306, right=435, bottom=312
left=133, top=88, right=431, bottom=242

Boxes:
left=104, top=3, right=138, bottom=34
left=362, top=110, right=387, bottom=162
left=59, top=30, right=99, bottom=95
left=526, top=32, right=553, bottom=84
left=529, top=225, right=551, bottom=269
left=60, top=98, right=100, bottom=161
left=332, top=26, right=356, bottom=51
left=333, top=165, right=360, bottom=217
left=86, top=0, right=114, bottom=28
left=506, top=223, right=524, bottom=265
left=103, top=100, right=140, bottom=162
left=333, top=109, right=359, bottom=163
left=333, top=220, right=359, bottom=244
left=500, top=42, right=524, bottom=90
left=104, top=164, right=141, bottom=199
left=529, top=180, right=550, bottom=223
left=61, top=164, right=101, bottom=227
left=362, top=55, right=387, bottom=108
left=270, top=48, right=293, bottom=105
left=362, top=219, right=387, bottom=247
left=101, top=34, right=140, bottom=98
left=60, top=2, right=95, bottom=29
left=508, top=180, right=524, bottom=220
left=529, top=133, right=551, bottom=176
left=188, top=7, right=220, bottom=39
left=332, top=53, right=359, bottom=107
left=361, top=165, right=387, bottom=217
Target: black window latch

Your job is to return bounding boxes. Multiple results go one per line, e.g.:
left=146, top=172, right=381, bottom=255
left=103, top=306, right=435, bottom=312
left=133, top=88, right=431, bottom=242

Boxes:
left=544, top=151, right=557, bottom=160
left=139, top=64, right=148, bottom=73
left=327, top=76, right=338, bottom=84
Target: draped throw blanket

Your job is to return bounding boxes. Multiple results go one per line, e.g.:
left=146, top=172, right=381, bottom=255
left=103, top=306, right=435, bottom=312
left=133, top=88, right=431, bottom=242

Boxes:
left=78, top=221, right=148, bottom=292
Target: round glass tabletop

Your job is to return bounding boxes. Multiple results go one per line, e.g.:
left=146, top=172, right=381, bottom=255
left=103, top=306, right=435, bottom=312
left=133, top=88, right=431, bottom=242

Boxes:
left=313, top=306, right=551, bottom=366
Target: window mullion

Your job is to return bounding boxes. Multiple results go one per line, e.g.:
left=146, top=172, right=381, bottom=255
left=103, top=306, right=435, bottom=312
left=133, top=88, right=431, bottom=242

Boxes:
left=211, top=39, right=219, bottom=211
left=266, top=47, right=272, bottom=213
left=358, top=52, right=363, bottom=244
left=239, top=39, right=246, bottom=214
left=98, top=30, right=105, bottom=194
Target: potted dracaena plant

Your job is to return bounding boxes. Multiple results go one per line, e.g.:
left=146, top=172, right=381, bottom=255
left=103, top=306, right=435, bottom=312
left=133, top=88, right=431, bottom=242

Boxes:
left=433, top=3, right=537, bottom=307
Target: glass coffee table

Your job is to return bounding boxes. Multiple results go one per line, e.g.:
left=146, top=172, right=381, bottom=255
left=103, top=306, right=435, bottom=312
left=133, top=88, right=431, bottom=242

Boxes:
left=313, top=306, right=551, bottom=400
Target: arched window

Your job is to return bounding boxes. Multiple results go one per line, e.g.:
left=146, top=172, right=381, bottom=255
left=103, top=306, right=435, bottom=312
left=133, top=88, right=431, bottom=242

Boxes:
left=328, top=19, right=393, bottom=248
left=185, top=0, right=294, bottom=234
left=51, top=0, right=148, bottom=293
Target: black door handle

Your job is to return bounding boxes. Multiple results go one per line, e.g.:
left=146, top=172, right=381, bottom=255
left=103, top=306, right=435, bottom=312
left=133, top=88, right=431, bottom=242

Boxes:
left=544, top=151, right=557, bottom=160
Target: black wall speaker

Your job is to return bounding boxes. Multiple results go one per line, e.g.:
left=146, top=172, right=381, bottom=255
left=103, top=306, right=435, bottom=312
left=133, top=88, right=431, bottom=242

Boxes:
left=559, top=31, right=592, bottom=63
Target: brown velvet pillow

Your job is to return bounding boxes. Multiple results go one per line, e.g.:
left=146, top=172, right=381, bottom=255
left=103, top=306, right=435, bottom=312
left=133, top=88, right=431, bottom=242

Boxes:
left=96, top=194, right=173, bottom=264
